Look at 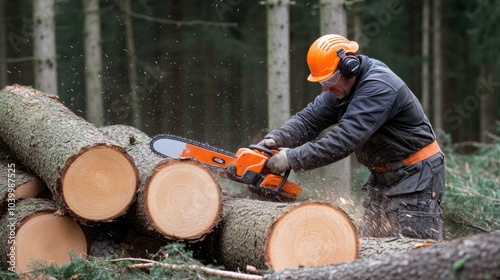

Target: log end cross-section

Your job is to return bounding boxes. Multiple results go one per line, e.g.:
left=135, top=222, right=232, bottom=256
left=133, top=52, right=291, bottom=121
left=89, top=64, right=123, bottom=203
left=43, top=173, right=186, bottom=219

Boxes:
left=145, top=159, right=222, bottom=240
left=265, top=202, right=359, bottom=272
left=0, top=199, right=87, bottom=274
left=15, top=212, right=87, bottom=273
left=61, top=145, right=138, bottom=222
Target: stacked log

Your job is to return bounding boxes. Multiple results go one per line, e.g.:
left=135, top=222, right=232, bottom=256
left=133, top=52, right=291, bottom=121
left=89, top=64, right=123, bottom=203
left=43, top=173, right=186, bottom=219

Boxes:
left=207, top=196, right=359, bottom=272
left=0, top=198, right=87, bottom=274
left=0, top=85, right=138, bottom=223
left=99, top=125, right=222, bottom=241
left=0, top=161, right=47, bottom=216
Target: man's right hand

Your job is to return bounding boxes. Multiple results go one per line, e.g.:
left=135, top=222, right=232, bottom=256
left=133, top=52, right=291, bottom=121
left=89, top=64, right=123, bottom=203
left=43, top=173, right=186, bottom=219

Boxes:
left=257, top=138, right=277, bottom=149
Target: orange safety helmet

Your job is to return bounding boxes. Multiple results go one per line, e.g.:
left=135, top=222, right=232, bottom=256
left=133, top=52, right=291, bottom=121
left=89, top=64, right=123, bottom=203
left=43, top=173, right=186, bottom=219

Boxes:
left=307, top=34, right=359, bottom=82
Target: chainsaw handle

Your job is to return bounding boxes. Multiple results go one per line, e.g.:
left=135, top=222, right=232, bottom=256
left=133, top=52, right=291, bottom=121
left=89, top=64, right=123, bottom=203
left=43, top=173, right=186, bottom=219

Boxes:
left=248, top=144, right=274, bottom=157
left=275, top=169, right=291, bottom=192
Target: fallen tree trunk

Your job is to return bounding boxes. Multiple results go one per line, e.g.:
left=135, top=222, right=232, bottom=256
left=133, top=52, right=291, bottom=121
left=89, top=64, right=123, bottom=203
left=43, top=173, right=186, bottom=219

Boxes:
left=0, top=85, right=138, bottom=222
left=0, top=160, right=47, bottom=216
left=0, top=198, right=88, bottom=274
left=205, top=196, right=359, bottom=272
left=358, top=236, right=437, bottom=259
left=99, top=125, right=222, bottom=241
left=264, top=231, right=500, bottom=280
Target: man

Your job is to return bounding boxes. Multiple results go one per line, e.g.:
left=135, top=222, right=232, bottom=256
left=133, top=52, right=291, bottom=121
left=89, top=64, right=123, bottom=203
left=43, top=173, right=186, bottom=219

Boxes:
left=258, top=34, right=445, bottom=240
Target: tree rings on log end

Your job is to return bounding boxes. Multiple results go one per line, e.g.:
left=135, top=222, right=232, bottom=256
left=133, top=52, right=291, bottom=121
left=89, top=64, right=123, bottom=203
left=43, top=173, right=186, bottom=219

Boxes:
left=62, top=145, right=138, bottom=221
left=15, top=212, right=87, bottom=273
left=265, top=202, right=359, bottom=272
left=145, top=159, right=222, bottom=240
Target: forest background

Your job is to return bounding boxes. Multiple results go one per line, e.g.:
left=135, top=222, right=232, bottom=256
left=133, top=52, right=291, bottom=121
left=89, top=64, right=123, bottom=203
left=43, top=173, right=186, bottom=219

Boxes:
left=0, top=0, right=498, bottom=241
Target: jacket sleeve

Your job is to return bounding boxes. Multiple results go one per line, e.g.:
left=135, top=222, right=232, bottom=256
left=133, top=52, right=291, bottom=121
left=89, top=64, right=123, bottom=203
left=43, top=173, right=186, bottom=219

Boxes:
left=265, top=91, right=339, bottom=148
left=287, top=81, right=399, bottom=171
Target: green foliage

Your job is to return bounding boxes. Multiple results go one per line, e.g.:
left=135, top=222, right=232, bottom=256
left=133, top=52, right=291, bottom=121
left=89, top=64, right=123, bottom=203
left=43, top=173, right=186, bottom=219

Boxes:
left=25, top=243, right=225, bottom=280
left=441, top=129, right=500, bottom=239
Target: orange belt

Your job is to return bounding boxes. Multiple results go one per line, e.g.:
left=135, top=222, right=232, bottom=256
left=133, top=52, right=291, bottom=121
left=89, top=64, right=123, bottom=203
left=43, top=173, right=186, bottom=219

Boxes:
left=371, top=140, right=441, bottom=173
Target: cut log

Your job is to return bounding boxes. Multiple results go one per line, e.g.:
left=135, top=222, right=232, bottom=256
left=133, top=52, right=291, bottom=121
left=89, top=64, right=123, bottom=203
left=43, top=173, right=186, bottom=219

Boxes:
left=0, top=198, right=88, bottom=274
left=207, top=196, right=359, bottom=272
left=0, top=160, right=47, bottom=216
left=0, top=85, right=138, bottom=222
left=263, top=231, right=500, bottom=280
left=99, top=125, right=222, bottom=241
left=358, top=236, right=437, bottom=259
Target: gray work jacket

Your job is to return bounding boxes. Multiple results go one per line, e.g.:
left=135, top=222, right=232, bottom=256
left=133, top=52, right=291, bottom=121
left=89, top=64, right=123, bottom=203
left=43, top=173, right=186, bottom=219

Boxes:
left=265, top=55, right=436, bottom=171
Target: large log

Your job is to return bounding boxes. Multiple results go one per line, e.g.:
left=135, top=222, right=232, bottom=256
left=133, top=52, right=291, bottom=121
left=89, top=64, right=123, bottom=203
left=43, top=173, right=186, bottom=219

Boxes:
left=264, top=231, right=500, bottom=280
left=0, top=198, right=88, bottom=274
left=0, top=85, right=138, bottom=222
left=207, top=196, right=359, bottom=272
left=0, top=160, right=47, bottom=216
left=99, top=125, right=222, bottom=241
left=358, top=236, right=437, bottom=259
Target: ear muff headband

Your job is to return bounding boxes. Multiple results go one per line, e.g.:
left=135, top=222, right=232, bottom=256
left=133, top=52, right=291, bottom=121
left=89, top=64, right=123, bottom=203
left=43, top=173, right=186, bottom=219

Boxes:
left=336, top=48, right=361, bottom=78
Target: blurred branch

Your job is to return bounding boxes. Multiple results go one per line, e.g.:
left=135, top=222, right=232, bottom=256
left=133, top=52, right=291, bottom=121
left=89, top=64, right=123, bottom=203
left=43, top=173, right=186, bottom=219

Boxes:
left=129, top=12, right=238, bottom=28
left=115, top=2, right=237, bottom=28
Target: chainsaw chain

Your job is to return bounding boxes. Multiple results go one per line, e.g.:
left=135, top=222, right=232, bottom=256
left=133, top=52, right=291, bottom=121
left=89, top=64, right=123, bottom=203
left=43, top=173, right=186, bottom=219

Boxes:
left=150, top=134, right=236, bottom=158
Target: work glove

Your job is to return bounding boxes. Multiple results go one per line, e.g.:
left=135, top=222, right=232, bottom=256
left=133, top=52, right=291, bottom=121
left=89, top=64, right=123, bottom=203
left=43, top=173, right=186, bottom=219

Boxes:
left=257, top=138, right=277, bottom=149
left=266, top=148, right=291, bottom=174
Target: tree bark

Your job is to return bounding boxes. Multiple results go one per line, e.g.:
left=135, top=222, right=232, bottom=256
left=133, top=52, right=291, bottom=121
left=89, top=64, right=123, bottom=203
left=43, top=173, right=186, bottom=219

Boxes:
left=33, top=0, right=58, bottom=94
left=432, top=0, right=443, bottom=133
left=0, top=160, right=47, bottom=216
left=0, top=85, right=138, bottom=223
left=120, top=0, right=141, bottom=130
left=99, top=125, right=222, bottom=241
left=0, top=0, right=7, bottom=89
left=264, top=231, right=500, bottom=280
left=0, top=198, right=88, bottom=274
left=266, top=0, right=290, bottom=130
left=421, top=0, right=430, bottom=114
left=83, top=0, right=104, bottom=127
left=358, top=236, right=437, bottom=259
left=208, top=196, right=358, bottom=272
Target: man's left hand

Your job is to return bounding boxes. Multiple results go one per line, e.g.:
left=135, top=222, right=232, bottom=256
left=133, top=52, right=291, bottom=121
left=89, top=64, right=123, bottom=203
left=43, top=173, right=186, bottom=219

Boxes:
left=266, top=148, right=291, bottom=174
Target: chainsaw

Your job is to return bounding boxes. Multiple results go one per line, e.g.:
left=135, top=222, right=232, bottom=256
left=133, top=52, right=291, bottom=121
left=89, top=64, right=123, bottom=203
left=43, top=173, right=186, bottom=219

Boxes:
left=150, top=134, right=302, bottom=200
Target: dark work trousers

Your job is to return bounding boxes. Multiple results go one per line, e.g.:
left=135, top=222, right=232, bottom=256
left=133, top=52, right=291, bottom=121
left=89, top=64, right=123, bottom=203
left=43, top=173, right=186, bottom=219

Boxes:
left=361, top=152, right=445, bottom=240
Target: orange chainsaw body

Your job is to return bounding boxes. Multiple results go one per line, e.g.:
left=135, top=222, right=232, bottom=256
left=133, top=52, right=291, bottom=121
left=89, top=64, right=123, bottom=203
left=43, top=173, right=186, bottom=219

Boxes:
left=225, top=147, right=302, bottom=199
left=150, top=134, right=302, bottom=199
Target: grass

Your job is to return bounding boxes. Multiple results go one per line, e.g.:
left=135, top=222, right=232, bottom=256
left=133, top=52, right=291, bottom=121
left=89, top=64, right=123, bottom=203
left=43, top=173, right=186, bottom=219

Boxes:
left=441, top=131, right=500, bottom=239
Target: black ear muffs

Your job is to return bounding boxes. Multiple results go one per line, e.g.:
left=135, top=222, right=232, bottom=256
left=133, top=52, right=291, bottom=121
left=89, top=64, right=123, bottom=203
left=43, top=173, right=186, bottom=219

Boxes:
left=336, top=48, right=360, bottom=79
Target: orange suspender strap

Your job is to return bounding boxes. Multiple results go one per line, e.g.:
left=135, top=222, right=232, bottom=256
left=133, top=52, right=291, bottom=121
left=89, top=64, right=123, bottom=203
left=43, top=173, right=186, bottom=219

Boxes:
left=402, top=140, right=441, bottom=166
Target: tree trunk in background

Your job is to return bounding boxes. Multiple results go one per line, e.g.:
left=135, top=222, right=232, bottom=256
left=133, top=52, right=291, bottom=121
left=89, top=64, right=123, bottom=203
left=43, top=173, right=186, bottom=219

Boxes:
left=266, top=0, right=290, bottom=130
left=319, top=0, right=351, bottom=191
left=0, top=0, right=7, bottom=89
left=83, top=0, right=104, bottom=127
left=121, top=0, right=141, bottom=129
left=421, top=0, right=430, bottom=114
left=432, top=0, right=443, bottom=134
left=320, top=0, right=346, bottom=35
left=479, top=66, right=496, bottom=143
left=33, top=0, right=58, bottom=94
